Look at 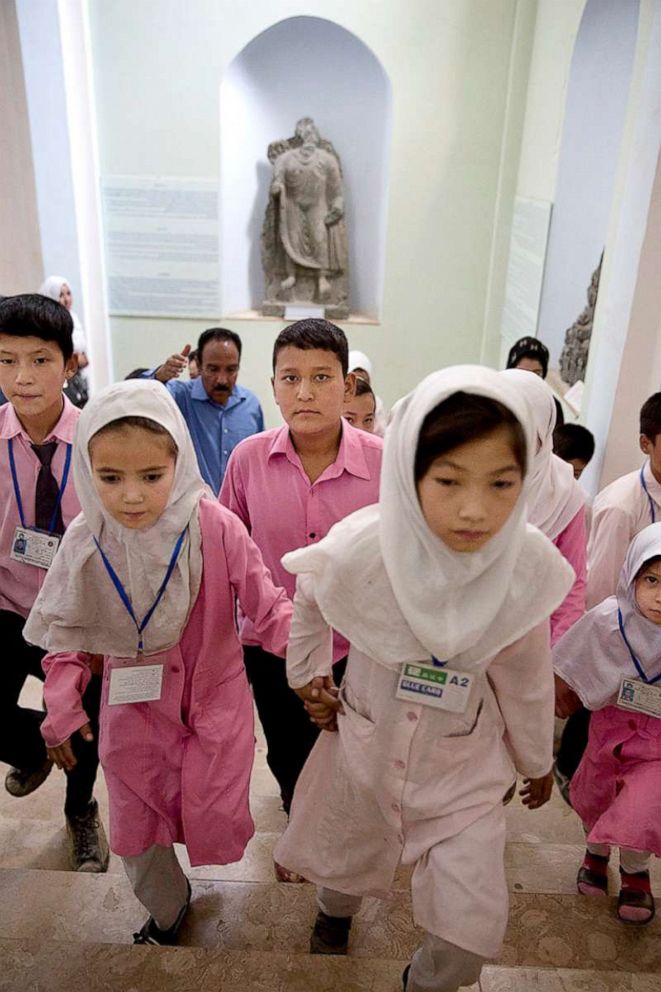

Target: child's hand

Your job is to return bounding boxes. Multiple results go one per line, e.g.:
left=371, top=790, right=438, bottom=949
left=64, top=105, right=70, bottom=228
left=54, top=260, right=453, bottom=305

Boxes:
left=295, top=676, right=343, bottom=732
left=519, top=771, right=553, bottom=809
left=554, top=674, right=581, bottom=718
left=47, top=722, right=94, bottom=772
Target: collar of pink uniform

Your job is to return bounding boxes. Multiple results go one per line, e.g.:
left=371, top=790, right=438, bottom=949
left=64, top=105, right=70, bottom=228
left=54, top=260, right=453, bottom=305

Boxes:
left=0, top=394, right=79, bottom=444
left=267, top=421, right=373, bottom=481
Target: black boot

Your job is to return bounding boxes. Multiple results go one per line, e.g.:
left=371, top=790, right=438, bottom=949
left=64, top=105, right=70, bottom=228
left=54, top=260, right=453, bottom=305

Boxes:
left=310, top=910, right=352, bottom=954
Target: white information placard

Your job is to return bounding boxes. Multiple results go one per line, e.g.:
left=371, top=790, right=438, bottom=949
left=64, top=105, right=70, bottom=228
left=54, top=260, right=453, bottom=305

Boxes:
left=501, top=197, right=552, bottom=362
left=101, top=176, right=220, bottom=318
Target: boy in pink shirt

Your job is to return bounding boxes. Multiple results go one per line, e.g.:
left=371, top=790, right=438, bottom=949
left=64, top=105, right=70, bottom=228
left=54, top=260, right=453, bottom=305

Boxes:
left=0, top=294, right=107, bottom=871
left=220, top=320, right=382, bottom=874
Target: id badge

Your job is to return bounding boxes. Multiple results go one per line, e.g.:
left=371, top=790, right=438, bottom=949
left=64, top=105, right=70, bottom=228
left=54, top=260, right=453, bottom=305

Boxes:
left=396, top=662, right=474, bottom=713
left=617, top=677, right=661, bottom=719
left=10, top=526, right=60, bottom=570
left=108, top=664, right=164, bottom=705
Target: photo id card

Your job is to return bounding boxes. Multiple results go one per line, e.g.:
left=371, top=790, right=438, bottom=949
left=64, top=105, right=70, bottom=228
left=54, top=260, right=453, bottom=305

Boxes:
left=617, top=677, right=661, bottom=719
left=10, top=526, right=60, bottom=570
left=396, top=662, right=474, bottom=713
left=108, top=664, right=164, bottom=705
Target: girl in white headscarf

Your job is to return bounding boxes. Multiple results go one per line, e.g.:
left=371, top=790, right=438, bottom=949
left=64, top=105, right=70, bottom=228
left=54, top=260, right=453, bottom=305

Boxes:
left=39, top=276, right=89, bottom=406
left=501, top=369, right=587, bottom=644
left=553, top=523, right=661, bottom=925
left=348, top=349, right=388, bottom=436
left=25, top=380, right=292, bottom=946
left=272, top=366, right=574, bottom=992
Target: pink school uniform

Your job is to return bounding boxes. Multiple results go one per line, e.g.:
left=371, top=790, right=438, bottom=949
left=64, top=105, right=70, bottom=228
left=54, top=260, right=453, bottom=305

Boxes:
left=553, top=523, right=661, bottom=858
left=220, top=421, right=382, bottom=661
left=25, top=382, right=293, bottom=878
left=274, top=367, right=575, bottom=973
left=0, top=397, right=80, bottom=617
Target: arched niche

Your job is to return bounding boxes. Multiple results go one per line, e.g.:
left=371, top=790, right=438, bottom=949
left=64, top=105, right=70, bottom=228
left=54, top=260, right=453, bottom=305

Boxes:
left=219, top=16, right=392, bottom=320
left=537, top=0, right=639, bottom=366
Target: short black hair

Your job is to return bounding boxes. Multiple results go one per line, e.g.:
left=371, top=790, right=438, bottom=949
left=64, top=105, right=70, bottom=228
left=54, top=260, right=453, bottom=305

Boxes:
left=188, top=349, right=198, bottom=363
left=272, top=319, right=348, bottom=375
left=124, top=368, right=150, bottom=380
left=553, top=423, right=595, bottom=464
left=640, top=393, right=661, bottom=441
left=197, top=328, right=242, bottom=364
left=0, top=293, right=74, bottom=361
left=414, top=392, right=527, bottom=484
left=506, top=336, right=550, bottom=379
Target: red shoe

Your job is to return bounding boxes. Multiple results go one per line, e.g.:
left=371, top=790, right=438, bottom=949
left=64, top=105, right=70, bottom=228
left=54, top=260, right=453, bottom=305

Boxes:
left=617, top=869, right=655, bottom=925
left=577, top=850, right=609, bottom=896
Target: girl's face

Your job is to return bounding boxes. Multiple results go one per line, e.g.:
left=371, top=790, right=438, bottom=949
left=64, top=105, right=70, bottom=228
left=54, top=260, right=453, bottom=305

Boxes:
left=634, top=561, right=661, bottom=625
left=417, top=425, right=523, bottom=552
left=59, top=284, right=73, bottom=310
left=343, top=391, right=376, bottom=433
left=89, top=426, right=176, bottom=530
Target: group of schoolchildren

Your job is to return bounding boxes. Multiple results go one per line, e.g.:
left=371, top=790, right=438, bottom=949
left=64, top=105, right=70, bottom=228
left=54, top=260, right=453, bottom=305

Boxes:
left=1, top=293, right=659, bottom=992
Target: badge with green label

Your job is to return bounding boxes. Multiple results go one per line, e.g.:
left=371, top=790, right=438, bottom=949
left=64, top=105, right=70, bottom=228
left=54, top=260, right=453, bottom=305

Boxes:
left=396, top=662, right=473, bottom=713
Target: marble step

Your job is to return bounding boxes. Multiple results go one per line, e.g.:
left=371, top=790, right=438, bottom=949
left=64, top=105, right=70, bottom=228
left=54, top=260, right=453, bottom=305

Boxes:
left=0, top=867, right=659, bottom=975
left=1, top=805, right=659, bottom=901
left=0, top=940, right=660, bottom=992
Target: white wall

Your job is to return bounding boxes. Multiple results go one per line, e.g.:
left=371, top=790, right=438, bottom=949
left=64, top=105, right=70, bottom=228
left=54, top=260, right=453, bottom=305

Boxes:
left=536, top=0, right=639, bottom=365
left=220, top=16, right=392, bottom=319
left=87, top=0, right=529, bottom=424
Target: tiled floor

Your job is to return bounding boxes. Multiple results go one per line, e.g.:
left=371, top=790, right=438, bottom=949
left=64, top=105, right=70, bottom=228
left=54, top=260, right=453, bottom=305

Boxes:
left=0, top=678, right=659, bottom=990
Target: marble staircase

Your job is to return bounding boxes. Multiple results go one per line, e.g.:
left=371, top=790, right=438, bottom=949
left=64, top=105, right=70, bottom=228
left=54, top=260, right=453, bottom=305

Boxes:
left=0, top=680, right=660, bottom=991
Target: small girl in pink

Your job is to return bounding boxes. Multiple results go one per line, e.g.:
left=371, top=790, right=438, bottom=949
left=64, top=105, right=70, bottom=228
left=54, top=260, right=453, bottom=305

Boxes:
left=24, top=380, right=292, bottom=944
left=553, top=522, right=661, bottom=925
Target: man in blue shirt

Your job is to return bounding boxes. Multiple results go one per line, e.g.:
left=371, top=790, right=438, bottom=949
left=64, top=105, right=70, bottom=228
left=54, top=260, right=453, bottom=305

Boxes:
left=147, top=328, right=264, bottom=494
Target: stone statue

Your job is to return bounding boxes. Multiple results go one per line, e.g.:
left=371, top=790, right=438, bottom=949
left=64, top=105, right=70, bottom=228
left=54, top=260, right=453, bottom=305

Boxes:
left=261, top=118, right=349, bottom=319
left=559, top=254, right=603, bottom=386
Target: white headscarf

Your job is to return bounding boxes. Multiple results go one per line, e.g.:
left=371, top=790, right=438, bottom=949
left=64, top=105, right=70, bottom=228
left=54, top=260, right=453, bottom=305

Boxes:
left=283, top=366, right=575, bottom=670
left=348, top=350, right=373, bottom=379
left=25, top=380, right=209, bottom=658
left=38, top=275, right=86, bottom=353
left=553, top=523, right=661, bottom=709
left=500, top=369, right=584, bottom=540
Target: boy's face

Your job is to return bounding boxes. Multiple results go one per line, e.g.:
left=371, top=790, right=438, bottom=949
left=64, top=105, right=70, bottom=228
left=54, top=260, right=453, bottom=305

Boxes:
left=640, top=433, right=661, bottom=481
left=343, top=392, right=376, bottom=433
left=568, top=457, right=587, bottom=480
left=0, top=334, right=76, bottom=421
left=272, top=346, right=353, bottom=439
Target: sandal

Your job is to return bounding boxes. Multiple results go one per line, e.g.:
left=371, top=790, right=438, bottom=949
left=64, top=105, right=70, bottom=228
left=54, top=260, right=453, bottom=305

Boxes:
left=617, top=869, right=656, bottom=925
left=273, top=859, right=307, bottom=883
left=577, top=850, right=609, bottom=896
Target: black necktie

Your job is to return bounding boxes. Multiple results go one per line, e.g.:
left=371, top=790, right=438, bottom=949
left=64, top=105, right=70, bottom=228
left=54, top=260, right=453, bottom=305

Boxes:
left=31, top=442, right=65, bottom=536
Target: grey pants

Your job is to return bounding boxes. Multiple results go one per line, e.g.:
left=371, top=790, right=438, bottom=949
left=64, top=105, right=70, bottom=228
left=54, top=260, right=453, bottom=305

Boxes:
left=123, top=844, right=190, bottom=930
left=318, top=888, right=485, bottom=992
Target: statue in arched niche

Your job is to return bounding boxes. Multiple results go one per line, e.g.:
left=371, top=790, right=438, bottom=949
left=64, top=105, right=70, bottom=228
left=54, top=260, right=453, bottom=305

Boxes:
left=261, top=118, right=349, bottom=319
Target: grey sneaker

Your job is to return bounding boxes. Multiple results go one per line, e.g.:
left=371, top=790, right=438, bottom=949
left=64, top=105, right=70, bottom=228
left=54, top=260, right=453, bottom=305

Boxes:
left=66, top=799, right=109, bottom=872
left=5, top=757, right=53, bottom=797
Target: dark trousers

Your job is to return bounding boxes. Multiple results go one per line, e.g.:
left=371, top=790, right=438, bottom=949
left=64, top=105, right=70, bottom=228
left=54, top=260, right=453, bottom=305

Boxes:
left=556, top=706, right=591, bottom=779
left=243, top=645, right=346, bottom=815
left=0, top=609, right=101, bottom=817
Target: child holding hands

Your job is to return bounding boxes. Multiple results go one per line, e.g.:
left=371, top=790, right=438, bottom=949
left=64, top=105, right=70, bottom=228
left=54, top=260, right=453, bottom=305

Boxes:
left=274, top=367, right=574, bottom=992
left=554, top=522, right=661, bottom=925
left=25, top=381, right=292, bottom=945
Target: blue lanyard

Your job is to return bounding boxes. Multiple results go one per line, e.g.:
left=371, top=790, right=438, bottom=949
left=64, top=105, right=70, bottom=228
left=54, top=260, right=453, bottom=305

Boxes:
left=640, top=465, right=656, bottom=524
left=8, top=438, right=72, bottom=533
left=93, top=528, right=188, bottom=653
left=617, top=608, right=661, bottom=685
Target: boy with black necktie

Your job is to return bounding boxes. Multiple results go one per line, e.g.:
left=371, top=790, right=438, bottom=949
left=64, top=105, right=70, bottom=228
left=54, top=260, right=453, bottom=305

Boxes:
left=0, top=294, right=107, bottom=871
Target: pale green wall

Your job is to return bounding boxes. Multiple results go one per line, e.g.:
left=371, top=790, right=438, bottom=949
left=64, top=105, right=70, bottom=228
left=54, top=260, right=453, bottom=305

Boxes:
left=89, top=0, right=534, bottom=426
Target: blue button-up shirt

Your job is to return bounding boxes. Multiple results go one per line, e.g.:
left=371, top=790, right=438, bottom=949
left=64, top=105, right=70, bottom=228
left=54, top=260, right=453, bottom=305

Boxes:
left=159, top=377, right=264, bottom=494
